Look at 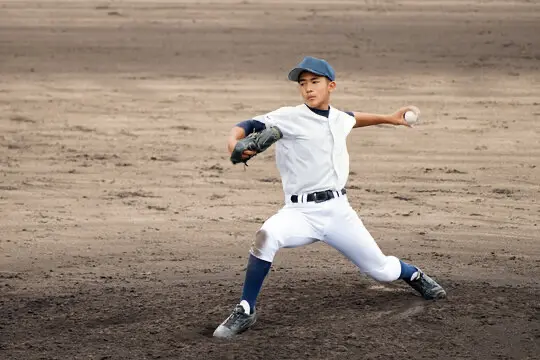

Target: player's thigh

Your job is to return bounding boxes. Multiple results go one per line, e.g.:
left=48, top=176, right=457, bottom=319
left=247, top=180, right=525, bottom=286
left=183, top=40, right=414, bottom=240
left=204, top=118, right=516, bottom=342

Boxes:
left=251, top=207, right=320, bottom=262
left=323, top=204, right=400, bottom=281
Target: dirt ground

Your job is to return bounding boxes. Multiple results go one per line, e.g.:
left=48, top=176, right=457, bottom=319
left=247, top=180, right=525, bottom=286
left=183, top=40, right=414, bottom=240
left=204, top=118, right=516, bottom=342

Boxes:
left=1, top=1, right=539, bottom=359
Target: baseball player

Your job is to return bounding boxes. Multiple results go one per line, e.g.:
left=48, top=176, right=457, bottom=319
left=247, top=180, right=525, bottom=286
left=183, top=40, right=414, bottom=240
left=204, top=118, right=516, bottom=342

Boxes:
left=213, top=56, right=446, bottom=338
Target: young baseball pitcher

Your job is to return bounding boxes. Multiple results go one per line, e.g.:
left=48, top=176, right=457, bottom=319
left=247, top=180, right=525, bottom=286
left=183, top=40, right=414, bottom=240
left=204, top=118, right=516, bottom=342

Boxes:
left=214, top=56, right=446, bottom=338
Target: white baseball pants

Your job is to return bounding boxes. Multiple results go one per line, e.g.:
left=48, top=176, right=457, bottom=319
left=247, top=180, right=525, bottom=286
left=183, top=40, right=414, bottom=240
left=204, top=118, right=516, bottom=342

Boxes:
left=250, top=195, right=401, bottom=282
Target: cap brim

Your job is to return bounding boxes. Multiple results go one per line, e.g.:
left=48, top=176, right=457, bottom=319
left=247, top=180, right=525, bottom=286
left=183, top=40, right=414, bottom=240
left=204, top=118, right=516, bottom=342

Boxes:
left=287, top=67, right=327, bottom=82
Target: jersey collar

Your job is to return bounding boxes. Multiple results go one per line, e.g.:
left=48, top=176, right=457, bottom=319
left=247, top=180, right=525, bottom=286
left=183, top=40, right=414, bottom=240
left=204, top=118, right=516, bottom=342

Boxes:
left=304, top=104, right=331, bottom=118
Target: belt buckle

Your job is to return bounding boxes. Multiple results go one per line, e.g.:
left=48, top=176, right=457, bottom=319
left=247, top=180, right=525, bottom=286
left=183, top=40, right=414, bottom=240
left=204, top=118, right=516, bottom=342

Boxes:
left=314, top=191, right=328, bottom=203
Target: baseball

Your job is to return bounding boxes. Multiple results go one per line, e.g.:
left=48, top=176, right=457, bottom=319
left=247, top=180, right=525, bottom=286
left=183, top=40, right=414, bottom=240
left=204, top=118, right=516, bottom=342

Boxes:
left=404, top=110, right=419, bottom=125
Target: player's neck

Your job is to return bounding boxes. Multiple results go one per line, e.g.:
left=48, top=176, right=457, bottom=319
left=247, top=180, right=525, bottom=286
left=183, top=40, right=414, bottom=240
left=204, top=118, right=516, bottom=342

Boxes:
left=305, top=104, right=331, bottom=118
left=305, top=103, right=330, bottom=112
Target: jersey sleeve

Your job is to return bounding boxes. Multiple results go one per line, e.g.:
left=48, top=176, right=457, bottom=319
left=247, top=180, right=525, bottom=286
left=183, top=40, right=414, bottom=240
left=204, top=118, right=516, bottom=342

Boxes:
left=251, top=107, right=292, bottom=129
left=342, top=110, right=356, bottom=132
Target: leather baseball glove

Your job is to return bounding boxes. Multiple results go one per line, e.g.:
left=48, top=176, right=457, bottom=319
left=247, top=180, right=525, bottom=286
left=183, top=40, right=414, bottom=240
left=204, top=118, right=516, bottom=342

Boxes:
left=230, top=126, right=283, bottom=165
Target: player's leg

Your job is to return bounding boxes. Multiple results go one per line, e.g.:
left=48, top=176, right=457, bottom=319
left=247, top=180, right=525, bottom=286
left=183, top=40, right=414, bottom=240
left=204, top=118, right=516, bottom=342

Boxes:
left=213, top=207, right=320, bottom=338
left=240, top=226, right=318, bottom=315
left=323, top=199, right=446, bottom=299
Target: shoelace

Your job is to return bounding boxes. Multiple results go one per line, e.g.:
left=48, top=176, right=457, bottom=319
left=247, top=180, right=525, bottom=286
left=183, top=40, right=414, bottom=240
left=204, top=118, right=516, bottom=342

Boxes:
left=225, top=306, right=246, bottom=325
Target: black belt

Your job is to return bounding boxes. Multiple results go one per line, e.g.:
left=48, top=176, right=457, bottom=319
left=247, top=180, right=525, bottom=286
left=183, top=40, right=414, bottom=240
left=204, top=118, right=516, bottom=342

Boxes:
left=291, top=188, right=346, bottom=203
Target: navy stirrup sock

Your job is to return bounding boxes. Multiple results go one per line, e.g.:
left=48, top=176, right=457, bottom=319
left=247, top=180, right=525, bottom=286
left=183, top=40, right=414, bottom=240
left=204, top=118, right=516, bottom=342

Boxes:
left=399, top=260, right=418, bottom=281
left=240, top=254, right=272, bottom=314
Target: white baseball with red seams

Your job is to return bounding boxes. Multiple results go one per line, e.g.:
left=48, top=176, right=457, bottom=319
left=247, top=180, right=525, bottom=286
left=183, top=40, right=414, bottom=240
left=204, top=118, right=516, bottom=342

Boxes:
left=404, top=107, right=420, bottom=125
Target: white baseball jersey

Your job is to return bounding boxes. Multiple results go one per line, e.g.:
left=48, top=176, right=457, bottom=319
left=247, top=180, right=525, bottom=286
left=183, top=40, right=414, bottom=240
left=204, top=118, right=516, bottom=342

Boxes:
left=252, top=104, right=356, bottom=197
left=249, top=104, right=402, bottom=284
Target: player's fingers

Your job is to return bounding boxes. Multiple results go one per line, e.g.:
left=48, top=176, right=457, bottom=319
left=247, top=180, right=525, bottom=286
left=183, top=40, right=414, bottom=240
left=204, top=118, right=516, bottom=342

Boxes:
left=241, top=150, right=257, bottom=159
left=399, top=118, right=412, bottom=127
left=388, top=115, right=409, bottom=127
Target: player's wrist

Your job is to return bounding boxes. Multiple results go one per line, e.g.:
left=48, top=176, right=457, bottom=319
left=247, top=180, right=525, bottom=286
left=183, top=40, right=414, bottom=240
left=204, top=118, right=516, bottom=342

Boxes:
left=381, top=114, right=394, bottom=124
left=228, top=127, right=247, bottom=153
left=227, top=138, right=238, bottom=154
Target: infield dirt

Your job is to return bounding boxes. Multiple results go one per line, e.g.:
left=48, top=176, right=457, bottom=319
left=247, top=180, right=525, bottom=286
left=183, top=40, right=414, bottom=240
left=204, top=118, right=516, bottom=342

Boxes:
left=1, top=1, right=539, bottom=359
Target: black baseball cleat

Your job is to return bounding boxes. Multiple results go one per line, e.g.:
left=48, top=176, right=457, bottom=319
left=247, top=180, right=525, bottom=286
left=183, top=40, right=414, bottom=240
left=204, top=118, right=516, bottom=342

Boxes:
left=405, top=270, right=447, bottom=300
left=213, top=304, right=257, bottom=338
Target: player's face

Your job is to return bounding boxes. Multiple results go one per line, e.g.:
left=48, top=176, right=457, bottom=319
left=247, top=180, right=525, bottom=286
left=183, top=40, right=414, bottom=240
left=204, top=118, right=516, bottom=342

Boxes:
left=298, top=72, right=336, bottom=109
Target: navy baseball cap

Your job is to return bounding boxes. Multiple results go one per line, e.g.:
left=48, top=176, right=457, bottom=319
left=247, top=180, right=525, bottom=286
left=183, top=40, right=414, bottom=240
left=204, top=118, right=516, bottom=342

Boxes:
left=288, top=56, right=336, bottom=82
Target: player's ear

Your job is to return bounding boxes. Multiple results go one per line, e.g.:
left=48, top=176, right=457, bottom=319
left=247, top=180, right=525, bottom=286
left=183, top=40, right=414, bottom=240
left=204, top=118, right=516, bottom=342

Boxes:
left=328, top=80, right=337, bottom=92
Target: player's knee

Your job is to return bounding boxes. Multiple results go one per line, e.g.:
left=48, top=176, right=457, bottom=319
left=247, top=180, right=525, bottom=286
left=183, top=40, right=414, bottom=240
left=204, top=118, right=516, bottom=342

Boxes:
left=365, top=256, right=401, bottom=282
left=250, top=229, right=279, bottom=262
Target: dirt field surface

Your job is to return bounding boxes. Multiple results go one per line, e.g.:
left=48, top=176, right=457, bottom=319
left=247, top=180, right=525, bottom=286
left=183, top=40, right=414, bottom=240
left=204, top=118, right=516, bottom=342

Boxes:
left=1, top=1, right=539, bottom=359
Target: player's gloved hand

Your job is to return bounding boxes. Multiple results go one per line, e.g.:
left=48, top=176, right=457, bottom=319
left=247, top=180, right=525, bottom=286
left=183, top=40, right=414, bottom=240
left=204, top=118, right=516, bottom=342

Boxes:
left=230, top=126, right=283, bottom=165
left=387, top=105, right=420, bottom=127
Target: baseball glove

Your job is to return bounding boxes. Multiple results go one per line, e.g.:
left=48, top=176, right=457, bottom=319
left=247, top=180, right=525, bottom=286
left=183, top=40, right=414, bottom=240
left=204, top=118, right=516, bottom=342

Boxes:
left=230, top=126, right=283, bottom=165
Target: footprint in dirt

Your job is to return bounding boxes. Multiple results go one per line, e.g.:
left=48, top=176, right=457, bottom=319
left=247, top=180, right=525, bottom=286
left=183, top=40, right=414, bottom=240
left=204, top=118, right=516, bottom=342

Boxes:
left=393, top=303, right=425, bottom=320
left=368, top=302, right=425, bottom=321
left=365, top=286, right=427, bottom=321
